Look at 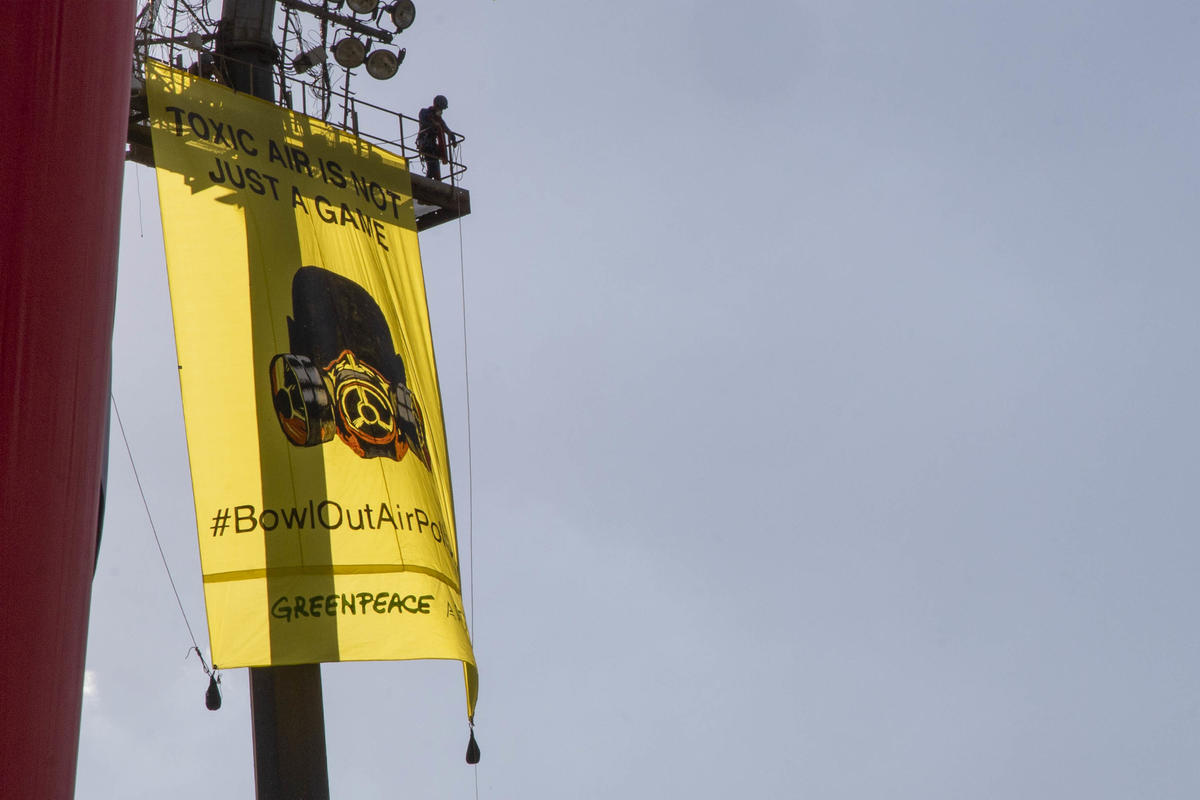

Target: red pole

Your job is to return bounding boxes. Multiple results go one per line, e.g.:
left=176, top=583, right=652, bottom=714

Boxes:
left=0, top=3, right=133, bottom=797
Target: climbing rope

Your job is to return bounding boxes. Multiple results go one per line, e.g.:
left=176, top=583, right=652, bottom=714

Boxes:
left=111, top=393, right=219, bottom=708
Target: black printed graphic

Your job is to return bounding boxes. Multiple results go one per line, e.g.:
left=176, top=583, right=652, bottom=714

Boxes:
left=269, top=266, right=431, bottom=467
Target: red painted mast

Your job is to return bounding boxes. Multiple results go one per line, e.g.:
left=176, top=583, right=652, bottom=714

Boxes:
left=0, top=2, right=133, bottom=797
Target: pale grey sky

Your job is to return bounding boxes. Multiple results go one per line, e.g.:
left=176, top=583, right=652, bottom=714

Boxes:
left=79, top=2, right=1200, bottom=797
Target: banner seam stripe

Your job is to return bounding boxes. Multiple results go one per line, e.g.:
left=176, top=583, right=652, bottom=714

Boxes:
left=201, top=563, right=460, bottom=591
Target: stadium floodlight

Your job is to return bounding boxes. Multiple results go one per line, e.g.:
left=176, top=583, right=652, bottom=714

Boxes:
left=365, top=48, right=404, bottom=79
left=347, top=0, right=379, bottom=14
left=332, top=37, right=366, bottom=68
left=389, top=1, right=416, bottom=31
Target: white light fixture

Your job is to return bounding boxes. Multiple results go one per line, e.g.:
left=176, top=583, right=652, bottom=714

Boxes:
left=365, top=48, right=404, bottom=79
left=332, top=37, right=366, bottom=68
left=390, top=0, right=416, bottom=31
left=347, top=0, right=379, bottom=14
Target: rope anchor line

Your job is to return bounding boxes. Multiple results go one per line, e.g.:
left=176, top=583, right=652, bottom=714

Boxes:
left=113, top=393, right=218, bottom=711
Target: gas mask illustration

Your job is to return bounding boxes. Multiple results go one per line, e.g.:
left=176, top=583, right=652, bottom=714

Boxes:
left=268, top=266, right=431, bottom=468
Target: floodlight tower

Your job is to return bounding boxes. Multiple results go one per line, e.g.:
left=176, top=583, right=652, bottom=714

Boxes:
left=201, top=2, right=464, bottom=797
left=128, top=0, right=467, bottom=229
left=123, top=3, right=473, bottom=795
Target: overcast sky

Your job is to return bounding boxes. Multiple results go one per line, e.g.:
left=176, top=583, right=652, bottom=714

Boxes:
left=78, top=1, right=1200, bottom=797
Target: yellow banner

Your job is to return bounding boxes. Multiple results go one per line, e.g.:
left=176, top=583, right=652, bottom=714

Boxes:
left=146, top=61, right=475, bottom=717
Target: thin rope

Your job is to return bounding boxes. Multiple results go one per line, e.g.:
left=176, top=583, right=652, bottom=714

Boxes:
left=135, top=166, right=144, bottom=238
left=452, top=145, right=482, bottom=800
left=111, top=393, right=211, bottom=675
left=455, top=169, right=475, bottom=636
